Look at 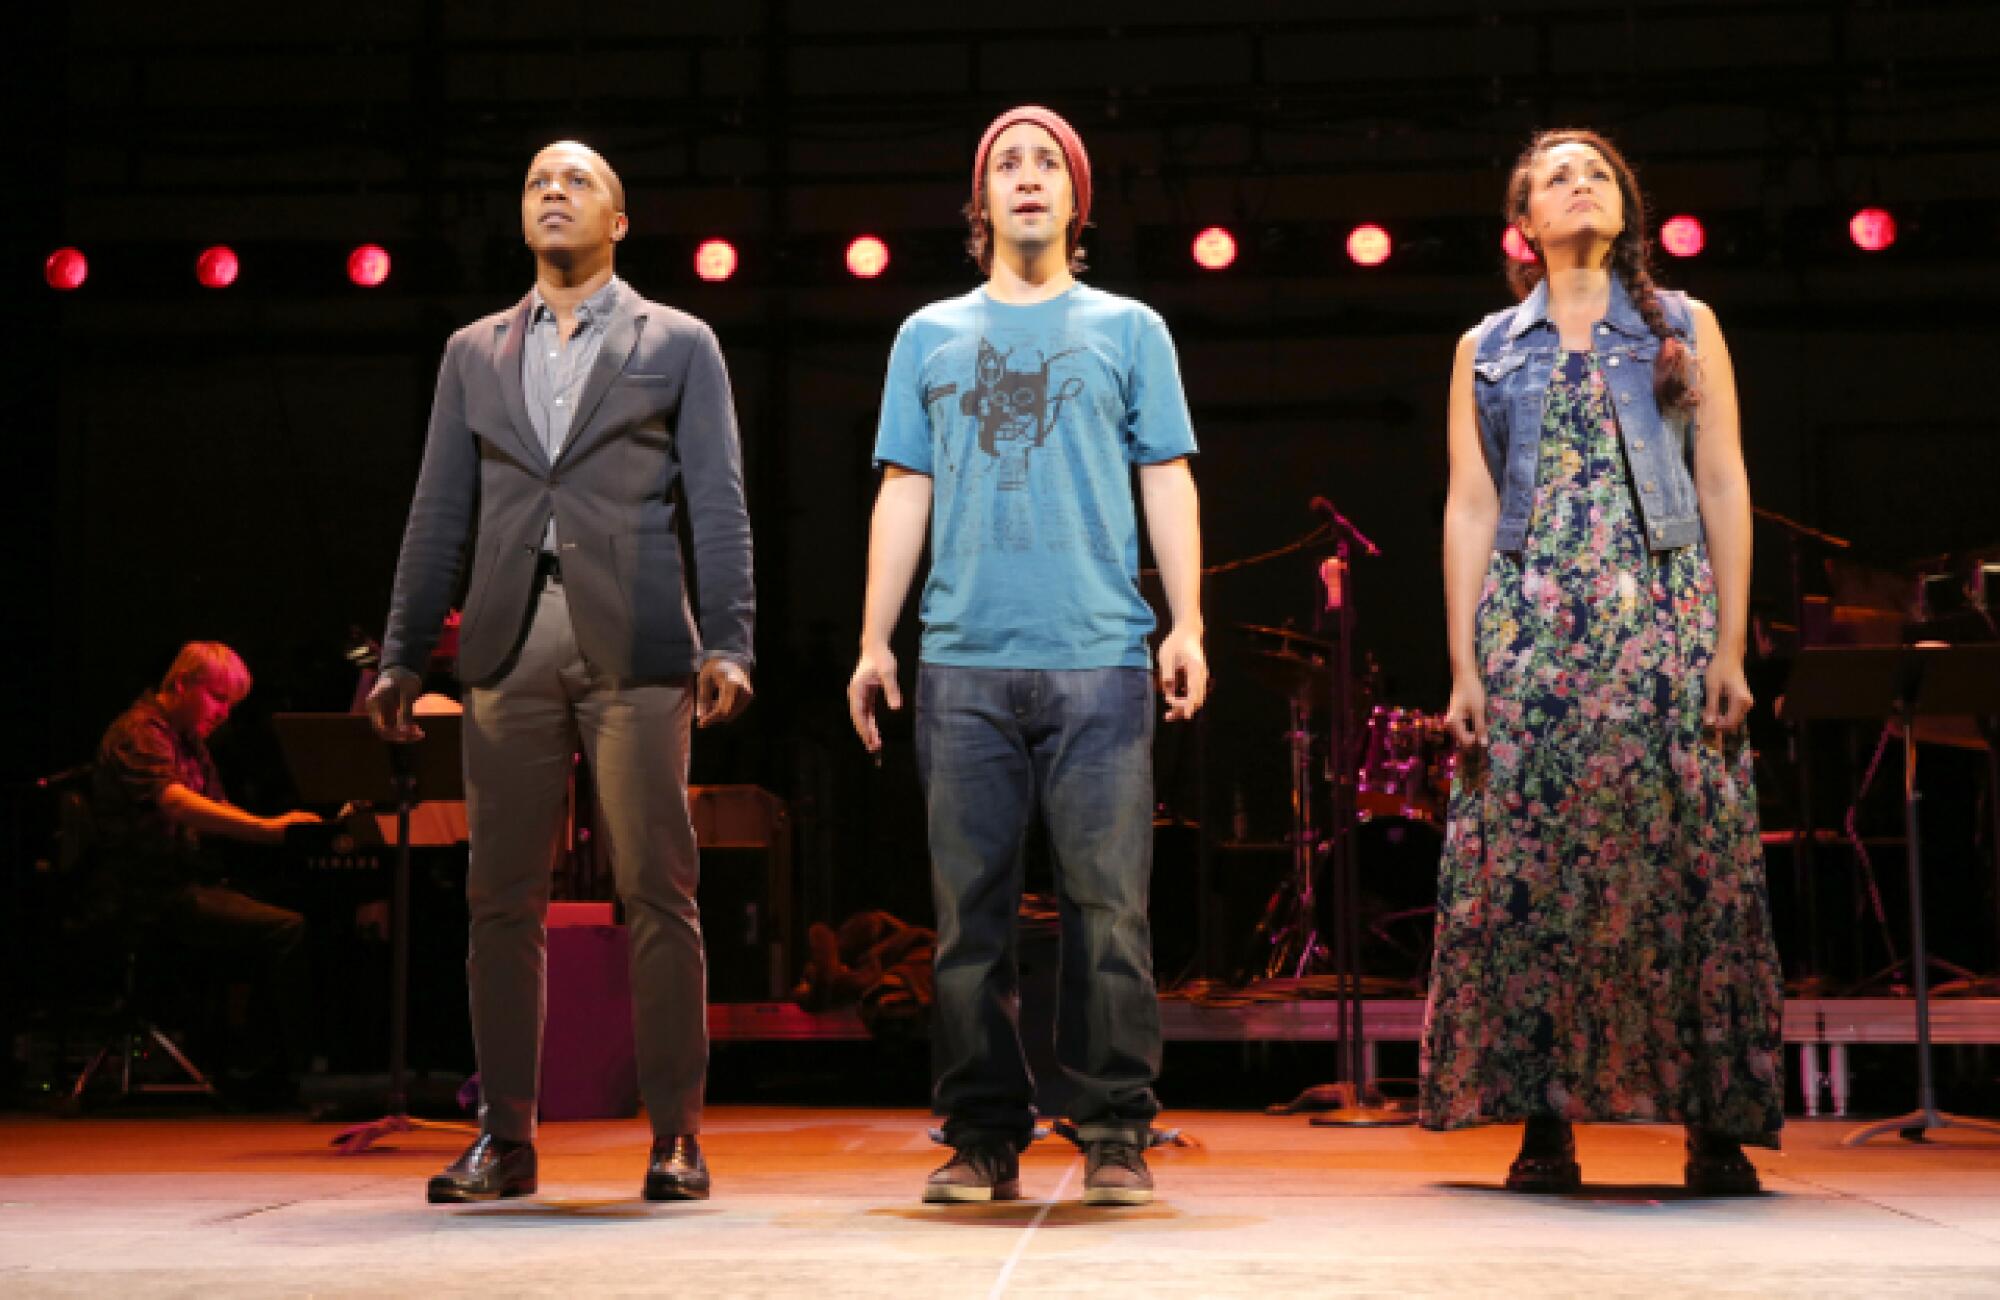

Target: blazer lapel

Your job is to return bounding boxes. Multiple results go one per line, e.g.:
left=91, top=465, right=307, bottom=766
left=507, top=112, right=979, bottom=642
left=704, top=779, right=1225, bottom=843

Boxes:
left=492, top=293, right=551, bottom=474
left=553, top=292, right=645, bottom=470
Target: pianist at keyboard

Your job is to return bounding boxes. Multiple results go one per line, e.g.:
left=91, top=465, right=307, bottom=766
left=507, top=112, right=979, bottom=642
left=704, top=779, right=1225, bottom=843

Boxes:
left=92, top=641, right=323, bottom=1098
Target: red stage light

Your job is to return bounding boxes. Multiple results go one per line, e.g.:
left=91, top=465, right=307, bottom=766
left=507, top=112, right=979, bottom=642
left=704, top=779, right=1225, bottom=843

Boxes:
left=347, top=244, right=391, bottom=287
left=1346, top=223, right=1392, bottom=267
left=1191, top=226, right=1237, bottom=271
left=695, top=239, right=738, bottom=283
left=1849, top=207, right=1897, bottom=252
left=1660, top=215, right=1705, bottom=259
left=1502, top=226, right=1536, bottom=264
left=846, top=235, right=889, bottom=279
left=45, top=247, right=87, bottom=291
left=195, top=245, right=239, bottom=289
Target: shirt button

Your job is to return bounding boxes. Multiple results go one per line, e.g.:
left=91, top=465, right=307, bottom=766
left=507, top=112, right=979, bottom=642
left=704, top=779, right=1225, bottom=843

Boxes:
left=554, top=397, right=565, bottom=406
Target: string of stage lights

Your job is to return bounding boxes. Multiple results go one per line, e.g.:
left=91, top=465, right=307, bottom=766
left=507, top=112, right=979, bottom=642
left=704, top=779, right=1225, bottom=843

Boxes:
left=38, top=207, right=1907, bottom=293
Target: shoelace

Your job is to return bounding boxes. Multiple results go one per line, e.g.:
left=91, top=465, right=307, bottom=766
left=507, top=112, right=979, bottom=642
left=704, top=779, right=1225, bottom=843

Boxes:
left=1088, top=1141, right=1144, bottom=1174
left=953, top=1146, right=1012, bottom=1179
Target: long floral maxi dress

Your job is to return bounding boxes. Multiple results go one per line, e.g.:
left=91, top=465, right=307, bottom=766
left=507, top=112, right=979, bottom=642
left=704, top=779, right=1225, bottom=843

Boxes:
left=1419, top=350, right=1784, bottom=1147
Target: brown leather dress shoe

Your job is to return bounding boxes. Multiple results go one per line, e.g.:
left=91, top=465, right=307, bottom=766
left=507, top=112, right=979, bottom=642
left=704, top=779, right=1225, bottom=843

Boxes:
left=644, top=1134, right=711, bottom=1201
left=427, top=1134, right=538, bottom=1204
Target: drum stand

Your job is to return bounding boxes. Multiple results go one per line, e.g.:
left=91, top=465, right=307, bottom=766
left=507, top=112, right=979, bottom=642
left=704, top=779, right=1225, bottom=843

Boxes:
left=1243, top=687, right=1324, bottom=980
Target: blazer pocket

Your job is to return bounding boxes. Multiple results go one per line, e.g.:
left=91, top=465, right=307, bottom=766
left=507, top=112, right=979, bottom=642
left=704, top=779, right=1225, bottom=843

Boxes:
left=615, top=531, right=689, bottom=630
left=617, top=372, right=678, bottom=387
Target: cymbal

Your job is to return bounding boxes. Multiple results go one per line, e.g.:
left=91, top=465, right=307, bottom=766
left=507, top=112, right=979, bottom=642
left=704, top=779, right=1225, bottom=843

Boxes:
left=1231, top=623, right=1332, bottom=699
left=1234, top=621, right=1332, bottom=652
left=1239, top=650, right=1329, bottom=699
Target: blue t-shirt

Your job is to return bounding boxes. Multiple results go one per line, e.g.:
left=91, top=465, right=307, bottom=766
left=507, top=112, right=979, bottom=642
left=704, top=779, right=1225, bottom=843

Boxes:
left=872, top=283, right=1198, bottom=669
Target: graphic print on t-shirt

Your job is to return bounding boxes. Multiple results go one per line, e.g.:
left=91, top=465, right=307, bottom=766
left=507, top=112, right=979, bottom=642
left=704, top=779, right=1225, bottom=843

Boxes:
left=959, top=339, right=1085, bottom=492
left=870, top=283, right=1198, bottom=666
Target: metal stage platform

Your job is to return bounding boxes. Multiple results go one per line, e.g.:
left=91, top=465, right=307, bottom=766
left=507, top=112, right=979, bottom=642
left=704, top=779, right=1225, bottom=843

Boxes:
left=710, top=998, right=2000, bottom=1046
left=710, top=998, right=2000, bottom=1119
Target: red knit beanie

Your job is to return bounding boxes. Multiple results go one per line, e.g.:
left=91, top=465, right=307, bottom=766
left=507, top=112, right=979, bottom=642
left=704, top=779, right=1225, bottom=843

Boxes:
left=971, top=105, right=1092, bottom=247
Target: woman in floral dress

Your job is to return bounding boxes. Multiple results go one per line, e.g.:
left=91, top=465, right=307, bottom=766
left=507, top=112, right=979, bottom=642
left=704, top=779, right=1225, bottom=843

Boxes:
left=1420, top=129, right=1784, bottom=1195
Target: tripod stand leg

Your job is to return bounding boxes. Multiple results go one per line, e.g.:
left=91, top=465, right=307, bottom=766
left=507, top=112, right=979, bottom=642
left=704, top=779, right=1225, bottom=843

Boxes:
left=1842, top=711, right=1998, bottom=1148
left=331, top=1113, right=476, bottom=1155
left=70, top=1046, right=111, bottom=1100
left=148, top=1025, right=220, bottom=1096
left=1841, top=1107, right=2000, bottom=1146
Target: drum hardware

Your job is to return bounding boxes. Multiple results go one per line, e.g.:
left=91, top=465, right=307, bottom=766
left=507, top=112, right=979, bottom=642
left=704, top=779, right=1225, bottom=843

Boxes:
left=1232, top=623, right=1331, bottom=984
left=1355, top=706, right=1455, bottom=825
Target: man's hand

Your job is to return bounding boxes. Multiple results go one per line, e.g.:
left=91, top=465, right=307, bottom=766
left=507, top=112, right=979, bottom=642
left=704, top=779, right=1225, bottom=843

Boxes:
left=1157, top=626, right=1209, bottom=722
left=847, top=643, right=902, bottom=754
left=697, top=658, right=754, bottom=727
left=366, top=668, right=425, bottom=742
left=258, top=808, right=324, bottom=846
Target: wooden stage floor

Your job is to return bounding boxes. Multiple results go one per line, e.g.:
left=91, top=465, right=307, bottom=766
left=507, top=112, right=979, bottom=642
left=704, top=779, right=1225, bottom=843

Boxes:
left=4, top=1109, right=2000, bottom=1296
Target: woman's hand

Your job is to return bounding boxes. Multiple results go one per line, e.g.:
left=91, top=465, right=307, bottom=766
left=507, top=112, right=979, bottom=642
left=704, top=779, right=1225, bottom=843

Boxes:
left=1703, top=657, right=1755, bottom=734
left=1445, top=676, right=1488, bottom=751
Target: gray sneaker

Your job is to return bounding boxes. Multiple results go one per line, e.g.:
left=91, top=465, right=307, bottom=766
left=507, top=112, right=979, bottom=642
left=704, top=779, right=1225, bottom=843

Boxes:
left=1081, top=1139, right=1153, bottom=1206
left=923, top=1143, right=1021, bottom=1203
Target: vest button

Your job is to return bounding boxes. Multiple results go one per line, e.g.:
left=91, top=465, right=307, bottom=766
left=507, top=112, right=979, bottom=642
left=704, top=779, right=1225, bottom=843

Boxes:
left=1607, top=356, right=1621, bottom=367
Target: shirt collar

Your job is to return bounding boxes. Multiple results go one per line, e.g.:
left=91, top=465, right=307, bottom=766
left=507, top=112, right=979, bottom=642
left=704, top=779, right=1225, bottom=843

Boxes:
left=530, top=275, right=623, bottom=329
left=1505, top=273, right=1650, bottom=342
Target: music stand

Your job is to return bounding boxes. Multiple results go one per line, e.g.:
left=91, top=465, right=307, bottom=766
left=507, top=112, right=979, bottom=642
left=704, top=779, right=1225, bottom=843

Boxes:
left=1781, top=645, right=2000, bottom=1145
left=273, top=712, right=475, bottom=1155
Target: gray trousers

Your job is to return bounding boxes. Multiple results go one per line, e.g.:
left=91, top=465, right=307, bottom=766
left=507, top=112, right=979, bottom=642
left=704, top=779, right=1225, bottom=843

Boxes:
left=463, top=577, right=705, bottom=1141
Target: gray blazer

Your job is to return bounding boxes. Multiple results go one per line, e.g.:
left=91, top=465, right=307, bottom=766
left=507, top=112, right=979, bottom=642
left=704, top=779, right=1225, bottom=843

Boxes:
left=382, top=281, right=755, bottom=686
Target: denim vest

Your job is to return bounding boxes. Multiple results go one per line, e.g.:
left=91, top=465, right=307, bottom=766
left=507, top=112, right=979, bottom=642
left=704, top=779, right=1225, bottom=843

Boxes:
left=1472, top=275, right=1702, bottom=552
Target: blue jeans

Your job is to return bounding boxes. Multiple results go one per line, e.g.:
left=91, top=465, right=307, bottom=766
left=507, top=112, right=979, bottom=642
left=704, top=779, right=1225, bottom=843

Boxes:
left=916, top=665, right=1163, bottom=1150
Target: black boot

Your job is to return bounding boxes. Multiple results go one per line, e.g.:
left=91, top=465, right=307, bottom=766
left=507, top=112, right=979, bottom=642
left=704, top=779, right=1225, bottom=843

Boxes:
left=1684, top=1127, right=1761, bottom=1195
left=1504, top=1116, right=1581, bottom=1194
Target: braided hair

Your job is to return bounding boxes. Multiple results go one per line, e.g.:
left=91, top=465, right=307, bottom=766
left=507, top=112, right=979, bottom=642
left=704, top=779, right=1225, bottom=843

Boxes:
left=1503, top=128, right=1698, bottom=416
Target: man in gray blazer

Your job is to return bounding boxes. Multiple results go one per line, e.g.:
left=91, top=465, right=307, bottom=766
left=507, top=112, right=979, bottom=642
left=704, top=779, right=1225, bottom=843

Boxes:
left=369, top=140, right=754, bottom=1204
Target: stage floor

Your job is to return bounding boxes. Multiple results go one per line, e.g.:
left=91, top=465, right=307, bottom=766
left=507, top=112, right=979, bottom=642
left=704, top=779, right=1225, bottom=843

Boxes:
left=4, top=1110, right=2000, bottom=1296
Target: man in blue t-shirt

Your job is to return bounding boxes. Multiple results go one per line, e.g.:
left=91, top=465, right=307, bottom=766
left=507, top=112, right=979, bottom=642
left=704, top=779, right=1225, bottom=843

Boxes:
left=848, top=105, right=1207, bottom=1207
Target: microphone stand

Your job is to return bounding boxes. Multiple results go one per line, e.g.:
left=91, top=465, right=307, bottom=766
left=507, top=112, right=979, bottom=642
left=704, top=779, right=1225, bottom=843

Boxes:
left=1304, top=499, right=1409, bottom=1128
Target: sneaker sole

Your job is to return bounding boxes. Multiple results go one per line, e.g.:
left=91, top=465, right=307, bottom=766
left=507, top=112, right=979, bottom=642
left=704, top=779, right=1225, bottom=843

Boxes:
left=1081, top=1186, right=1153, bottom=1206
left=923, top=1180, right=1022, bottom=1204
